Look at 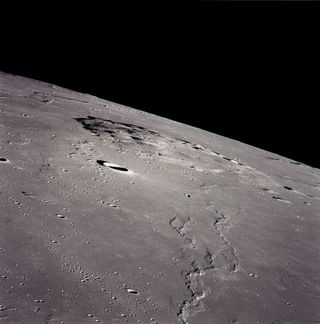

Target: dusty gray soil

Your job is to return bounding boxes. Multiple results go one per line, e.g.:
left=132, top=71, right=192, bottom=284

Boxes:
left=1, top=72, right=320, bottom=323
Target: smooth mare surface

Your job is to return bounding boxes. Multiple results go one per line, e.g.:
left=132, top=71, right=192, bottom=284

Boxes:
left=1, top=72, right=320, bottom=323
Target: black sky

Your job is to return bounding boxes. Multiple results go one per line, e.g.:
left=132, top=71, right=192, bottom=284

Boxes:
left=1, top=1, right=319, bottom=168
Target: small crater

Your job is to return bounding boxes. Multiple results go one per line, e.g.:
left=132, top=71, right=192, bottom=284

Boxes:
left=290, top=161, right=301, bottom=165
left=31, top=92, right=53, bottom=103
left=22, top=191, right=32, bottom=196
left=0, top=158, right=8, bottom=163
left=284, top=186, right=293, bottom=191
left=272, top=196, right=292, bottom=204
left=149, top=130, right=160, bottom=136
left=96, top=160, right=128, bottom=172
left=131, top=136, right=142, bottom=141
left=222, top=157, right=232, bottom=161
left=176, top=138, right=191, bottom=145
left=56, top=214, right=66, bottom=219
left=126, top=288, right=139, bottom=295
left=125, top=129, right=136, bottom=134
left=192, top=145, right=203, bottom=150
left=249, top=273, right=261, bottom=279
left=109, top=166, right=128, bottom=172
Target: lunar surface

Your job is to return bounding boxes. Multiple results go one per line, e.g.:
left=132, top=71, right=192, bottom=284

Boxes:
left=1, top=71, right=320, bottom=324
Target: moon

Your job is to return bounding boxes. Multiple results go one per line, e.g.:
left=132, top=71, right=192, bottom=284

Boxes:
left=1, top=71, right=320, bottom=323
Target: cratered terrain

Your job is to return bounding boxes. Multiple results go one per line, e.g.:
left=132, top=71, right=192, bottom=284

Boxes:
left=1, top=72, right=320, bottom=324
